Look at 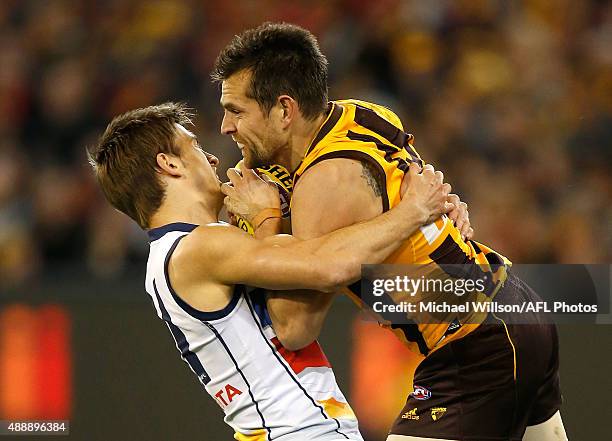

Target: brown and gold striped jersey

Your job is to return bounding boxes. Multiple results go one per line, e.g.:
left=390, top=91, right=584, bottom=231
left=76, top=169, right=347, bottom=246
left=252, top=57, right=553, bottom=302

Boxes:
left=293, top=99, right=512, bottom=356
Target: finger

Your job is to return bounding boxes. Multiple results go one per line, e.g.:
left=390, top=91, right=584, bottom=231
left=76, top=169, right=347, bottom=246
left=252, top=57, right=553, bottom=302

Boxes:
left=228, top=212, right=237, bottom=226
left=446, top=194, right=460, bottom=224
left=422, top=164, right=435, bottom=174
left=435, top=170, right=444, bottom=184
left=455, top=217, right=465, bottom=235
left=242, top=167, right=260, bottom=182
left=461, top=222, right=471, bottom=241
left=224, top=197, right=239, bottom=216
left=220, top=182, right=236, bottom=197
left=401, top=164, right=420, bottom=198
left=443, top=201, right=454, bottom=213
left=223, top=195, right=232, bottom=210
left=260, top=174, right=277, bottom=188
left=226, top=168, right=243, bottom=187
left=442, top=182, right=452, bottom=195
left=460, top=211, right=471, bottom=240
left=453, top=202, right=466, bottom=230
left=422, top=166, right=435, bottom=180
left=456, top=202, right=469, bottom=235
left=408, top=162, right=421, bottom=177
left=466, top=227, right=475, bottom=240
left=410, top=161, right=423, bottom=173
left=447, top=193, right=460, bottom=206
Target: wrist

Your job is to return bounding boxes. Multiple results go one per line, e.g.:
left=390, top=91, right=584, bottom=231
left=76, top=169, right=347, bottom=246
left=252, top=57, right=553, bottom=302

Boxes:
left=252, top=208, right=282, bottom=230
left=254, top=216, right=281, bottom=238
left=401, top=196, right=429, bottom=226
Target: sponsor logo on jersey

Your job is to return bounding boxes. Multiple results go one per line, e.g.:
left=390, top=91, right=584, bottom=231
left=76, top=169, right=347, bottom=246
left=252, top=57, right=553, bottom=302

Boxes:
left=431, top=407, right=447, bottom=421
left=411, top=385, right=431, bottom=400
left=401, top=407, right=420, bottom=420
left=214, top=384, right=243, bottom=407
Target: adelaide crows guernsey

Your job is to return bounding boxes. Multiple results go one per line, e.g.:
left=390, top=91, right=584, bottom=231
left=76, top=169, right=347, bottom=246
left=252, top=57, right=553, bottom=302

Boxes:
left=293, top=100, right=512, bottom=357
left=145, top=222, right=362, bottom=441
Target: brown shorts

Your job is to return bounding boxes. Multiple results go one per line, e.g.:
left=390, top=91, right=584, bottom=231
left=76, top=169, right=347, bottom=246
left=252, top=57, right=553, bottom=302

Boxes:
left=389, top=273, right=562, bottom=441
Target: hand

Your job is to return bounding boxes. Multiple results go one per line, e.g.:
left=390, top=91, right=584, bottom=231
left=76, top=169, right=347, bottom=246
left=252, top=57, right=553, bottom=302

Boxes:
left=221, top=167, right=281, bottom=224
left=446, top=194, right=474, bottom=241
left=227, top=212, right=238, bottom=226
left=399, top=163, right=453, bottom=224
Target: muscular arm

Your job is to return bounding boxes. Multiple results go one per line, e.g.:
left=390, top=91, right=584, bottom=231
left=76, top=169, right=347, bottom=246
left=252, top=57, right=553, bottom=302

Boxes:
left=266, top=158, right=387, bottom=350
left=170, top=161, right=451, bottom=319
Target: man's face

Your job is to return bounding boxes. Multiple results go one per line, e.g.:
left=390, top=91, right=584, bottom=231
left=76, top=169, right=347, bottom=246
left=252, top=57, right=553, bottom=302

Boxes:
left=219, top=70, right=285, bottom=168
left=173, top=124, right=223, bottom=209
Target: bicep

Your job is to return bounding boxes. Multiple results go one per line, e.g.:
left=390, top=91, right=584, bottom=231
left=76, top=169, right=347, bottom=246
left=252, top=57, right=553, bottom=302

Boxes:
left=199, top=227, right=333, bottom=291
left=263, top=158, right=384, bottom=346
left=291, top=158, right=383, bottom=239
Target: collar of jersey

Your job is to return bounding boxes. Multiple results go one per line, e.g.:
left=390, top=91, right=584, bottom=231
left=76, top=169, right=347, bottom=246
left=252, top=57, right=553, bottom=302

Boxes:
left=147, top=222, right=198, bottom=242
left=292, top=102, right=344, bottom=177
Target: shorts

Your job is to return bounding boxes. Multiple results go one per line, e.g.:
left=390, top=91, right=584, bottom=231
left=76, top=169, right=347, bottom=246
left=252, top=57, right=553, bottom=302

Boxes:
left=388, top=273, right=562, bottom=441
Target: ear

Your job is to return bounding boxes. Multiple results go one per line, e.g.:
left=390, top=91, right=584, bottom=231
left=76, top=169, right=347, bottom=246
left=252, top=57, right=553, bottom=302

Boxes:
left=277, top=95, right=298, bottom=128
left=156, top=153, right=183, bottom=177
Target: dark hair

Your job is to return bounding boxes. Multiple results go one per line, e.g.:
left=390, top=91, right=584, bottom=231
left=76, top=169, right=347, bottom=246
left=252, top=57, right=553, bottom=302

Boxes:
left=211, top=22, right=329, bottom=120
left=88, top=102, right=193, bottom=229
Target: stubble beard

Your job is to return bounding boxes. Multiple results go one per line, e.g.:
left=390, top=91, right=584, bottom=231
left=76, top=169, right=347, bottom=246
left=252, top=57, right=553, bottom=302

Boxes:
left=244, top=146, right=273, bottom=169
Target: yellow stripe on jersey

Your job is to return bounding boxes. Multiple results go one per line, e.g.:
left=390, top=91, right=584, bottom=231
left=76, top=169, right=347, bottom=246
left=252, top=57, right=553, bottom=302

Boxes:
left=294, top=99, right=512, bottom=357
left=318, top=397, right=357, bottom=420
left=234, top=429, right=267, bottom=441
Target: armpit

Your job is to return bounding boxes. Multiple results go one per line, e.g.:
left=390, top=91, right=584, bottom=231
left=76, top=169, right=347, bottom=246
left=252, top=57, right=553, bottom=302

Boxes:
left=360, top=160, right=383, bottom=198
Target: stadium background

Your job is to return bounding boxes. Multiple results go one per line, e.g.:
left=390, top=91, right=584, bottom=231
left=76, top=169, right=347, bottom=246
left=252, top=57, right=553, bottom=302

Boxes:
left=0, top=0, right=610, bottom=439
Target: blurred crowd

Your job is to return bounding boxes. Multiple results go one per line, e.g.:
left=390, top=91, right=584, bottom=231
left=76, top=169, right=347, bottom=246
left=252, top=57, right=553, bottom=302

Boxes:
left=1, top=0, right=610, bottom=289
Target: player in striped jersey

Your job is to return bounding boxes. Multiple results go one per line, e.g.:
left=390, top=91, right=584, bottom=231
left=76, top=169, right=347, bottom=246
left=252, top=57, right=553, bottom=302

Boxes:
left=213, top=22, right=567, bottom=441
left=88, top=102, right=455, bottom=441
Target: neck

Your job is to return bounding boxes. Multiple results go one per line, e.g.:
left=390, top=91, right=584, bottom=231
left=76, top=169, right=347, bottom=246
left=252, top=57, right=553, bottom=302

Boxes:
left=148, top=193, right=219, bottom=230
left=276, top=111, right=328, bottom=172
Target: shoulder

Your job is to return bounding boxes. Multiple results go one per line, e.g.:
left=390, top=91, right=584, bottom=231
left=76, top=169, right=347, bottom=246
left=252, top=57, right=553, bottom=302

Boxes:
left=336, top=99, right=404, bottom=131
left=295, top=155, right=384, bottom=206
left=291, top=158, right=382, bottom=235
left=294, top=157, right=364, bottom=195
left=171, top=223, right=252, bottom=273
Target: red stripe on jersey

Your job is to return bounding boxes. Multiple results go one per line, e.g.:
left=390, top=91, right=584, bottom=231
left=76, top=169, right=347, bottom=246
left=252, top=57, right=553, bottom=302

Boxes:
left=271, top=337, right=331, bottom=374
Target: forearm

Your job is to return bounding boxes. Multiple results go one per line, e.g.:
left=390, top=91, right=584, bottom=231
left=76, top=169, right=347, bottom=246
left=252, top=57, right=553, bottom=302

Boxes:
left=254, top=217, right=282, bottom=239
left=266, top=290, right=335, bottom=350
left=306, top=203, right=423, bottom=268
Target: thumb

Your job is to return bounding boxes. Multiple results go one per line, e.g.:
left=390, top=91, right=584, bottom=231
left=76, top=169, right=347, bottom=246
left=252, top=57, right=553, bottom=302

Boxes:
left=260, top=174, right=277, bottom=188
left=401, top=162, right=421, bottom=198
left=242, top=167, right=259, bottom=182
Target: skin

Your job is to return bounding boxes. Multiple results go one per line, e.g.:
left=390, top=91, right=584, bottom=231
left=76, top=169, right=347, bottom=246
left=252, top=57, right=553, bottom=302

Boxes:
left=148, top=122, right=453, bottom=318
left=220, top=70, right=327, bottom=170
left=219, top=69, right=472, bottom=349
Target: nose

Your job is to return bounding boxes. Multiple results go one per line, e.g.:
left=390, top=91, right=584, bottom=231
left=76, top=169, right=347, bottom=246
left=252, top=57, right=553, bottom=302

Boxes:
left=220, top=112, right=236, bottom=135
left=206, top=152, right=219, bottom=166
